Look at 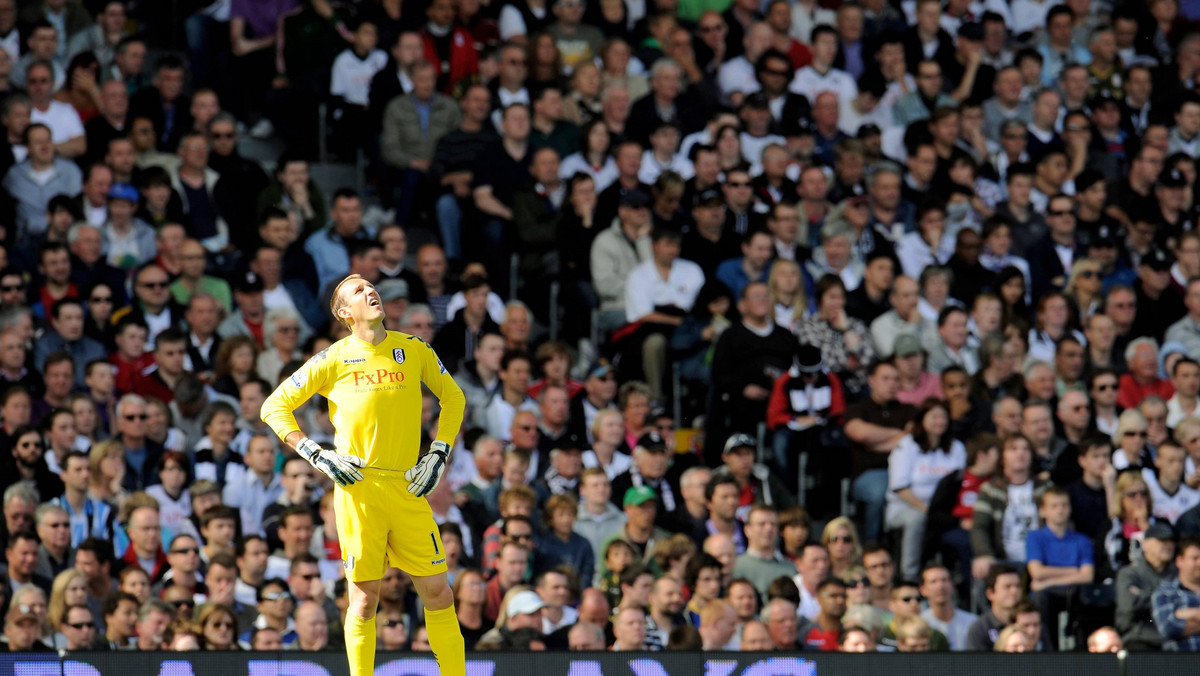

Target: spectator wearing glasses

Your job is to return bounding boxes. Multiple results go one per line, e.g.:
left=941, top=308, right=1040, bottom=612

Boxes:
left=33, top=503, right=71, bottom=581
left=57, top=603, right=96, bottom=652
left=239, top=577, right=297, bottom=649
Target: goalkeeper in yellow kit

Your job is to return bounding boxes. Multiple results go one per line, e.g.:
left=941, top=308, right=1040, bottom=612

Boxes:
left=261, top=273, right=466, bottom=676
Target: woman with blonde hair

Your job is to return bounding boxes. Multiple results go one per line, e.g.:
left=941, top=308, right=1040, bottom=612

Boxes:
left=584, top=408, right=632, bottom=479
left=478, top=585, right=536, bottom=647
left=768, top=259, right=807, bottom=331
left=48, top=569, right=89, bottom=648
left=1105, top=470, right=1156, bottom=571
left=88, top=439, right=127, bottom=507
left=256, top=308, right=304, bottom=383
left=1112, top=409, right=1152, bottom=471
left=1063, top=258, right=1103, bottom=322
left=821, top=517, right=863, bottom=578
left=562, top=62, right=604, bottom=126
left=839, top=565, right=871, bottom=606
left=994, top=624, right=1031, bottom=652
left=192, top=602, right=239, bottom=650
left=1176, top=417, right=1200, bottom=487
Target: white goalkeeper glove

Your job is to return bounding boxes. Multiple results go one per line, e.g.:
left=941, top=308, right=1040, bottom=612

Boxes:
left=405, top=440, right=450, bottom=498
left=296, top=438, right=364, bottom=488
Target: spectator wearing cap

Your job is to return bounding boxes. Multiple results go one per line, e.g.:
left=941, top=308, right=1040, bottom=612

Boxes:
left=610, top=433, right=679, bottom=523
left=1154, top=168, right=1192, bottom=244
left=591, top=186, right=653, bottom=333
left=568, top=359, right=618, bottom=443
left=1089, top=225, right=1136, bottom=291
left=767, top=343, right=845, bottom=503
left=1116, top=523, right=1175, bottom=650
left=599, top=486, right=671, bottom=579
left=1085, top=95, right=1129, bottom=183
left=1131, top=247, right=1186, bottom=343
left=5, top=600, right=52, bottom=652
left=892, top=333, right=940, bottom=405
left=100, top=182, right=155, bottom=273
left=712, top=433, right=796, bottom=520
left=1152, top=536, right=1200, bottom=651
left=217, top=271, right=266, bottom=348
left=681, top=187, right=741, bottom=279
left=1166, top=278, right=1200, bottom=358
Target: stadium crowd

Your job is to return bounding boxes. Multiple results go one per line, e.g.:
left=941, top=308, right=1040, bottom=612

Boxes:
left=5, top=0, right=1200, bottom=659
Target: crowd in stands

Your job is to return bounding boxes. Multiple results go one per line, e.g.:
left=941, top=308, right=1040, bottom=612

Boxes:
left=6, top=0, right=1200, bottom=658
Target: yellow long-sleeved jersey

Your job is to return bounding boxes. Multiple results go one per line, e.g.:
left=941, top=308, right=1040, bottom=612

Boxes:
left=260, top=331, right=465, bottom=471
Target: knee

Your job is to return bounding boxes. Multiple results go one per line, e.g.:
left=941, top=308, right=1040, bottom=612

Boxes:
left=423, top=583, right=455, bottom=611
left=347, top=585, right=381, bottom=619
left=644, top=333, right=666, bottom=354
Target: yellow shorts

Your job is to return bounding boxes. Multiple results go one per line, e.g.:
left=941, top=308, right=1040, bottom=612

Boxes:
left=334, top=469, right=448, bottom=582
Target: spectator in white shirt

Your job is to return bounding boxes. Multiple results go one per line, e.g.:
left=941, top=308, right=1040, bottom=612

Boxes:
left=717, top=22, right=772, bottom=107
left=26, top=58, right=84, bottom=158
left=886, top=398, right=967, bottom=579
left=1144, top=441, right=1200, bottom=524
left=789, top=26, right=857, bottom=106
left=222, top=433, right=283, bottom=537
left=624, top=227, right=705, bottom=401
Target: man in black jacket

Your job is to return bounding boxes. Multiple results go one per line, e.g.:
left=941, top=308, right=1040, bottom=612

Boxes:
left=707, top=282, right=794, bottom=465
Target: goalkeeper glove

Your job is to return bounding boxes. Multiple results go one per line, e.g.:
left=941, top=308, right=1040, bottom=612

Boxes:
left=296, top=437, right=365, bottom=488
left=405, top=440, right=449, bottom=498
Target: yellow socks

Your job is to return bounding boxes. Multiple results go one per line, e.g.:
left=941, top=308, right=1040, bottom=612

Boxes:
left=344, top=613, right=376, bottom=676
left=424, top=604, right=466, bottom=676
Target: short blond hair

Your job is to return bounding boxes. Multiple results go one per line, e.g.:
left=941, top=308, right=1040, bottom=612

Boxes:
left=330, top=273, right=365, bottom=328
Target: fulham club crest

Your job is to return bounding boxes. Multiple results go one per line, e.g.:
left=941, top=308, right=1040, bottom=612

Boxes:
left=393, top=348, right=406, bottom=364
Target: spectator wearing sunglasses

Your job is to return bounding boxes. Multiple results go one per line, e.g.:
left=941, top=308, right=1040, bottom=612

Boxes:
left=879, top=580, right=950, bottom=651
left=57, top=603, right=95, bottom=652
left=239, top=577, right=297, bottom=649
